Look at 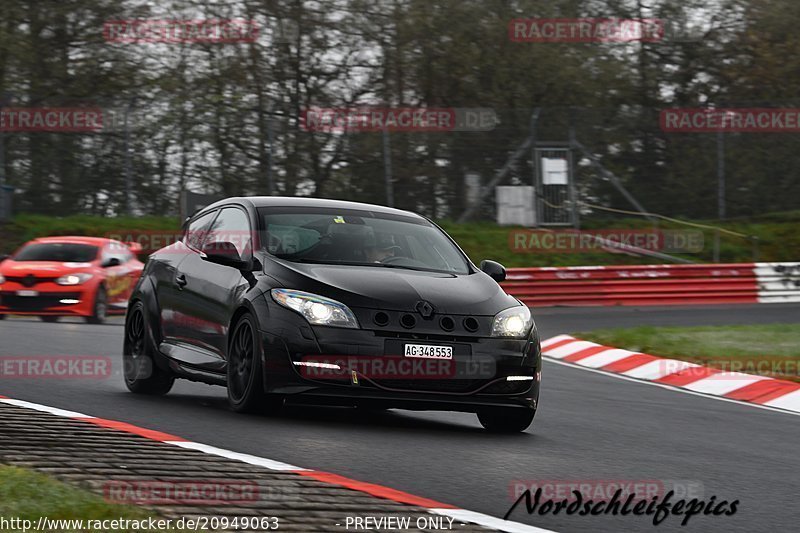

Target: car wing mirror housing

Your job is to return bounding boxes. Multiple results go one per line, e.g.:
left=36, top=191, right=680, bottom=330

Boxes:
left=480, top=259, right=506, bottom=283
left=202, top=241, right=248, bottom=270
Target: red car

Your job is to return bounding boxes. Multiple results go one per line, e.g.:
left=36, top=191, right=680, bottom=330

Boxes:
left=0, top=236, right=144, bottom=323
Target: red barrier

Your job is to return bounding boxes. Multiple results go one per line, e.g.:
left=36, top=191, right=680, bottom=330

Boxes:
left=502, top=263, right=760, bottom=307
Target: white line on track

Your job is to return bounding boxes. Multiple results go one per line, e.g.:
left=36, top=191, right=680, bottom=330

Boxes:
left=0, top=398, right=95, bottom=419
left=167, top=440, right=306, bottom=471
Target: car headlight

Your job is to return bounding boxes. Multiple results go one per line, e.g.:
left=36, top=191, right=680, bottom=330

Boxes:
left=55, top=273, right=93, bottom=286
left=491, top=305, right=533, bottom=338
left=271, top=288, right=359, bottom=329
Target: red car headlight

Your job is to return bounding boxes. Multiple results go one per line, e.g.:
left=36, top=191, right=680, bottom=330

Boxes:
left=55, top=273, right=94, bottom=286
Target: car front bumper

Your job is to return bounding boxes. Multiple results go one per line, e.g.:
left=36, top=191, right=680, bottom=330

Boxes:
left=258, top=303, right=541, bottom=413
left=0, top=282, right=96, bottom=317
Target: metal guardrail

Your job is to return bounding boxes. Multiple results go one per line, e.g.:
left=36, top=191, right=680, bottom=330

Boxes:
left=502, top=262, right=800, bottom=307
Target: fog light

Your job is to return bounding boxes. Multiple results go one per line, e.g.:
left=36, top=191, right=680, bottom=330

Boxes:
left=506, top=375, right=534, bottom=381
left=59, top=299, right=80, bottom=304
left=293, top=361, right=341, bottom=370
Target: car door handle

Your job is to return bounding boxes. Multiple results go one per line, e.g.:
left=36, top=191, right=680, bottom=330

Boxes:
left=175, top=273, right=187, bottom=288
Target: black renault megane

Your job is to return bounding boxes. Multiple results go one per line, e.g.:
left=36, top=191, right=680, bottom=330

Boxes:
left=124, top=197, right=541, bottom=432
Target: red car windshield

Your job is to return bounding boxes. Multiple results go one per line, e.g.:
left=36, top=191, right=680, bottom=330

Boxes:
left=13, top=243, right=99, bottom=263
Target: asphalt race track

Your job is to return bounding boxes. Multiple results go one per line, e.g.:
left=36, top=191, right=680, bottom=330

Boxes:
left=1, top=304, right=799, bottom=533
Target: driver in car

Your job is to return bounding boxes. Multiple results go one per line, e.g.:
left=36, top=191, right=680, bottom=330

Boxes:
left=364, top=233, right=398, bottom=263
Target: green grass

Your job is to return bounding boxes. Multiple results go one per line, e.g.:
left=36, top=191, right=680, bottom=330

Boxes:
left=1, top=210, right=799, bottom=267
left=579, top=324, right=800, bottom=382
left=0, top=465, right=170, bottom=532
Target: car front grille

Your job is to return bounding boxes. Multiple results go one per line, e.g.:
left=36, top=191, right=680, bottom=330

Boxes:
left=4, top=276, right=58, bottom=287
left=0, top=292, right=82, bottom=311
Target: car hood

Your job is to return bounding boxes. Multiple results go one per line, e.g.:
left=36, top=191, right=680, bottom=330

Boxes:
left=263, top=258, right=518, bottom=315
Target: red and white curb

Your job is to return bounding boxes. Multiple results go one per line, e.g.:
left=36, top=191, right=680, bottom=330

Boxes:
left=541, top=335, right=800, bottom=414
left=0, top=395, right=555, bottom=533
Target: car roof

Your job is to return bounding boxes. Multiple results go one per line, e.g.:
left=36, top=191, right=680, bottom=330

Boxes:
left=201, top=196, right=426, bottom=220
left=32, top=236, right=113, bottom=246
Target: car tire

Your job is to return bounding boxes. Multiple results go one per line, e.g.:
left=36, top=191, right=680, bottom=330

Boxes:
left=123, top=301, right=175, bottom=395
left=477, top=407, right=536, bottom=433
left=40, top=316, right=59, bottom=323
left=227, top=312, right=283, bottom=414
left=86, top=286, right=108, bottom=324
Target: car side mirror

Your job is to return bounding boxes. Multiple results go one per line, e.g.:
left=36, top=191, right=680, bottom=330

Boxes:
left=102, top=257, right=121, bottom=268
left=480, top=260, right=506, bottom=282
left=202, top=241, right=247, bottom=270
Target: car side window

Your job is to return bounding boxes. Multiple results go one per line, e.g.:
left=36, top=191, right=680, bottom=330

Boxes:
left=101, top=243, right=133, bottom=266
left=203, top=207, right=253, bottom=260
left=184, top=210, right=218, bottom=251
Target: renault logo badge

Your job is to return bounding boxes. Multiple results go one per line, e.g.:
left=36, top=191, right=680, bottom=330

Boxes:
left=415, top=300, right=435, bottom=318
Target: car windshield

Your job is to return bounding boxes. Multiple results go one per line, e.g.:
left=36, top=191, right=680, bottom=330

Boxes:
left=258, top=207, right=470, bottom=275
left=13, top=243, right=98, bottom=263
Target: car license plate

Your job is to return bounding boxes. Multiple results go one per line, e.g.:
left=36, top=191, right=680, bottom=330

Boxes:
left=17, top=290, right=39, bottom=297
left=404, top=344, right=453, bottom=359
